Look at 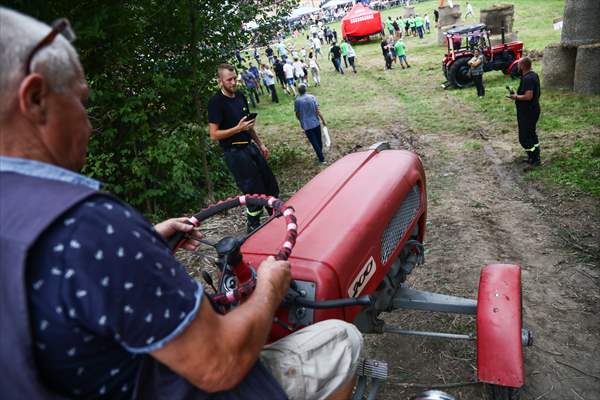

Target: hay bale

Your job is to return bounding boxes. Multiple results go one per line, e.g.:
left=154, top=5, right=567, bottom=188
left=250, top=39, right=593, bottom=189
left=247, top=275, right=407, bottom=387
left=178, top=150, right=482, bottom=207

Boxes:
left=403, top=7, right=416, bottom=19
left=574, top=43, right=600, bottom=95
left=542, top=43, right=577, bottom=90
left=562, top=0, right=600, bottom=46
left=489, top=32, right=518, bottom=46
left=480, top=3, right=515, bottom=35
left=438, top=5, right=462, bottom=28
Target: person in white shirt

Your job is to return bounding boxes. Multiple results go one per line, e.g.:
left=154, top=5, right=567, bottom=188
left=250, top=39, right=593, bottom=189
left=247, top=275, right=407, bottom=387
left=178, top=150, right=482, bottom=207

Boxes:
left=312, top=36, right=322, bottom=58
left=308, top=52, right=321, bottom=86
left=346, top=42, right=357, bottom=73
left=292, top=58, right=307, bottom=85
left=283, top=60, right=297, bottom=96
left=465, top=2, right=474, bottom=18
left=424, top=13, right=431, bottom=33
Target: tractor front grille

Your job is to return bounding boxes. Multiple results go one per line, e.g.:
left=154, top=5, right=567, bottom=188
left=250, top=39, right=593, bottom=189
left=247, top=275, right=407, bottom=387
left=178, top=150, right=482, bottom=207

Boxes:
left=380, top=184, right=421, bottom=265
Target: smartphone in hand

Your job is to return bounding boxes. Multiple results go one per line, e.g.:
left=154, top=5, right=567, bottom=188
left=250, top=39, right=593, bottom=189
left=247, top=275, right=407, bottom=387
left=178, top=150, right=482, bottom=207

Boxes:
left=247, top=112, right=258, bottom=121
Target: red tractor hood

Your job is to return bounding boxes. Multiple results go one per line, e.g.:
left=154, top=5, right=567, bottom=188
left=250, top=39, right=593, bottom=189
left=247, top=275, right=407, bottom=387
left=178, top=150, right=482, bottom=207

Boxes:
left=242, top=147, right=426, bottom=276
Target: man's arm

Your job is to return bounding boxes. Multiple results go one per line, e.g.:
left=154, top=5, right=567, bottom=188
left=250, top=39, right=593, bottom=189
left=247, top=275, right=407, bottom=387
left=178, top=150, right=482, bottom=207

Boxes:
left=151, top=256, right=290, bottom=393
left=317, top=107, right=327, bottom=126
left=249, top=127, right=270, bottom=159
left=512, top=90, right=533, bottom=101
left=208, top=118, right=255, bottom=141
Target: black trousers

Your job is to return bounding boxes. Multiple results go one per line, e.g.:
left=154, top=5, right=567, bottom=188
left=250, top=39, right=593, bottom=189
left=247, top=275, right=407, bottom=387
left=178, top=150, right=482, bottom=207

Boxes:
left=472, top=74, right=485, bottom=96
left=343, top=55, right=348, bottom=68
left=268, top=84, right=279, bottom=103
left=517, top=106, right=541, bottom=159
left=223, top=144, right=279, bottom=216
left=304, top=125, right=324, bottom=162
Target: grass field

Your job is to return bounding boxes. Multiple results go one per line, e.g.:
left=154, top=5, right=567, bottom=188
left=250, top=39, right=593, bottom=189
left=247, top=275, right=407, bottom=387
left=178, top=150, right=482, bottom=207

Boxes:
left=250, top=0, right=600, bottom=197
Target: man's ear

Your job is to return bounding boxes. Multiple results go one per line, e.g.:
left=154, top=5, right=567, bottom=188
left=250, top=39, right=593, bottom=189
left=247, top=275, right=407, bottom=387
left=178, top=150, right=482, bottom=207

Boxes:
left=18, top=74, right=49, bottom=124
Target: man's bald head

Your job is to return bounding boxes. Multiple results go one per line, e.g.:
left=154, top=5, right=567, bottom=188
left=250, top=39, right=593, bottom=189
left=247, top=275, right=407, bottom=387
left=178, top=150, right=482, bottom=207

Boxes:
left=0, top=7, right=82, bottom=119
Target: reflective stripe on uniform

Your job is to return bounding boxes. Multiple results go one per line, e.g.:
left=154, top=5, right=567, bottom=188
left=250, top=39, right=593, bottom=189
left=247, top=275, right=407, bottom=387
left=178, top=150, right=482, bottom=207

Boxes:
left=525, top=143, right=540, bottom=152
left=246, top=208, right=262, bottom=216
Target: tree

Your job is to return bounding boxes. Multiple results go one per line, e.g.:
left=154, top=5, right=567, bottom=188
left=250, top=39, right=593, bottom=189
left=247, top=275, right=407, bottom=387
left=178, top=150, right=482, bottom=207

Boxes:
left=5, top=0, right=297, bottom=217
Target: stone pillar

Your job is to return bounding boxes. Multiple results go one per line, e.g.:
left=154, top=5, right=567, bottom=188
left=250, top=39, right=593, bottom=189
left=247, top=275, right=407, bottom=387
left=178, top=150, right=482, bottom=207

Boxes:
left=403, top=7, right=416, bottom=19
left=542, top=43, right=577, bottom=90
left=574, top=43, right=600, bottom=95
left=562, top=0, right=600, bottom=46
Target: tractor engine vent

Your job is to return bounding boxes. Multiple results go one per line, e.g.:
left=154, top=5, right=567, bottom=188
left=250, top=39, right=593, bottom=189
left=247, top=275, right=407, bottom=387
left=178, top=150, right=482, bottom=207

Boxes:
left=380, top=184, right=421, bottom=265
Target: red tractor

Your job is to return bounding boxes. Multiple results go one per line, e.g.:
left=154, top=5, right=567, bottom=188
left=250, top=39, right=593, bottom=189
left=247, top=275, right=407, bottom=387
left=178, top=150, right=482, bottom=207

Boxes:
left=442, top=23, right=523, bottom=89
left=172, top=143, right=532, bottom=399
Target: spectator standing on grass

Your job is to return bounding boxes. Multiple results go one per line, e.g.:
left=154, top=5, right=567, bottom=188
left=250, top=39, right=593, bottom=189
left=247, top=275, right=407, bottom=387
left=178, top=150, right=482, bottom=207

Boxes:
left=277, top=40, right=287, bottom=58
left=346, top=42, right=357, bottom=73
left=273, top=57, right=286, bottom=90
left=312, top=35, right=322, bottom=58
left=424, top=13, right=431, bottom=33
left=381, top=37, right=393, bottom=70
left=329, top=42, right=345, bottom=74
left=333, top=29, right=338, bottom=42
left=409, top=16, right=417, bottom=37
left=404, top=18, right=410, bottom=37
left=292, top=57, right=307, bottom=86
left=249, top=64, right=264, bottom=95
left=386, top=16, right=395, bottom=36
left=261, top=64, right=279, bottom=103
left=393, top=17, right=401, bottom=39
left=468, top=48, right=485, bottom=97
left=340, top=39, right=349, bottom=68
left=415, top=14, right=424, bottom=39
left=465, top=2, right=475, bottom=19
left=283, top=59, right=297, bottom=96
left=294, top=84, right=328, bottom=164
left=434, top=9, right=439, bottom=25
left=265, top=45, right=275, bottom=64
left=510, top=57, right=542, bottom=167
left=394, top=38, right=411, bottom=69
left=241, top=68, right=260, bottom=108
left=308, top=52, right=322, bottom=86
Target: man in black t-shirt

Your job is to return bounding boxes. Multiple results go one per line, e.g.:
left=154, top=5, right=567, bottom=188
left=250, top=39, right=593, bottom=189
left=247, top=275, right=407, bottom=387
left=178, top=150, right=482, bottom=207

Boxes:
left=510, top=57, right=542, bottom=167
left=208, top=64, right=279, bottom=232
left=273, top=57, right=286, bottom=89
left=328, top=42, right=344, bottom=74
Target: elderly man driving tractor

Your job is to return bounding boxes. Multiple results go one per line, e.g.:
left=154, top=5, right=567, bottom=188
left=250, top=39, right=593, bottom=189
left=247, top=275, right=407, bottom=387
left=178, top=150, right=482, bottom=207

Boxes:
left=0, top=7, right=361, bottom=400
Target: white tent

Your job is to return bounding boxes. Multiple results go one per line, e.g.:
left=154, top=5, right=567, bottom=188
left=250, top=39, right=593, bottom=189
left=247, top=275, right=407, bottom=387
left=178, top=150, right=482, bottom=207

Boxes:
left=287, top=5, right=320, bottom=21
left=322, top=0, right=355, bottom=9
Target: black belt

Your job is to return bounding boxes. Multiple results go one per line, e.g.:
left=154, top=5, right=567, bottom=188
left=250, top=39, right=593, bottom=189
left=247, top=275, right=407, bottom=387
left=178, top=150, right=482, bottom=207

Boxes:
left=223, top=141, right=251, bottom=151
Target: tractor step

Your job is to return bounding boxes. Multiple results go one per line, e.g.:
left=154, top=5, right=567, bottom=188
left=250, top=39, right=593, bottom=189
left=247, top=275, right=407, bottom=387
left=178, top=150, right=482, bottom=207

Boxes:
left=353, top=359, right=388, bottom=400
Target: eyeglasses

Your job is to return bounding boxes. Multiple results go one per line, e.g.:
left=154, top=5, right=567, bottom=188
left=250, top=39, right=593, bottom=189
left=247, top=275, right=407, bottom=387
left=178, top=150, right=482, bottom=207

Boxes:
left=23, top=18, right=76, bottom=76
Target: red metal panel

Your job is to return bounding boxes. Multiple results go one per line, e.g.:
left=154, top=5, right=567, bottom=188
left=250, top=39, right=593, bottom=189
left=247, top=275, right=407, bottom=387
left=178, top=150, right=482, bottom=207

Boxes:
left=477, top=264, right=524, bottom=388
left=241, top=148, right=427, bottom=337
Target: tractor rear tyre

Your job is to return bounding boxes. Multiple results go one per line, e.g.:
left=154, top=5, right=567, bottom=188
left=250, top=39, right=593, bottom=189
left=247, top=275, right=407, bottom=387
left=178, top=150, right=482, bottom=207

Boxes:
left=448, top=57, right=473, bottom=88
left=486, top=385, right=520, bottom=400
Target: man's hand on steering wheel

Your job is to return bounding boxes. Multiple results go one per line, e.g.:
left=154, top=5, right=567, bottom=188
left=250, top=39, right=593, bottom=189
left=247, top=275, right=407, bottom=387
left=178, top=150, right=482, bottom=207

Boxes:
left=256, top=256, right=292, bottom=303
left=155, top=218, right=203, bottom=251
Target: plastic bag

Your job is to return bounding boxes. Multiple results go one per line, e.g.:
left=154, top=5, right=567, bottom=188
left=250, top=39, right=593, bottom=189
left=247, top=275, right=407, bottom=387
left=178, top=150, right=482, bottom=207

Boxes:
left=322, top=125, right=331, bottom=149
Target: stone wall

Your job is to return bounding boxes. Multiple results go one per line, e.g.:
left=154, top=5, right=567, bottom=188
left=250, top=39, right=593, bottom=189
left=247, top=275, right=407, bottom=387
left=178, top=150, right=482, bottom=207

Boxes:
left=573, top=43, right=600, bottom=95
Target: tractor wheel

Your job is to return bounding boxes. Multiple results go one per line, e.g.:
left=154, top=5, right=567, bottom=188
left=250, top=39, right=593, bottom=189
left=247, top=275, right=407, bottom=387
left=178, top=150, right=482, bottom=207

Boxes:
left=442, top=63, right=448, bottom=80
left=486, top=385, right=520, bottom=400
left=448, top=57, right=473, bottom=88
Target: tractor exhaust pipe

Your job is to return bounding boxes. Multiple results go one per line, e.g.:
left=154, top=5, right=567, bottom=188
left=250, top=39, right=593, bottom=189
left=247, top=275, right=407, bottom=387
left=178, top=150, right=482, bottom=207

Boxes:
left=501, top=25, right=505, bottom=45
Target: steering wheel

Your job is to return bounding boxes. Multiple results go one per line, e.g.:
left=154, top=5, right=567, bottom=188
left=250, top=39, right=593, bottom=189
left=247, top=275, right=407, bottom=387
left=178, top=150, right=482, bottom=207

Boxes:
left=167, top=194, right=297, bottom=308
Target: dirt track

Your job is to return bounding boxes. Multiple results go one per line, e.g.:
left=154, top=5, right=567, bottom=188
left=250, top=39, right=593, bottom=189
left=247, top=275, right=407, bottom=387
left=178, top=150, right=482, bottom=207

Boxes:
left=356, top=123, right=600, bottom=399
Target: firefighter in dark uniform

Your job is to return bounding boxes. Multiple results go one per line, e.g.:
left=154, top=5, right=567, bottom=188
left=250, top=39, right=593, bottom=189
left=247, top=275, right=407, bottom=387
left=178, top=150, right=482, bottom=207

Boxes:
left=510, top=57, right=542, bottom=166
left=208, top=63, right=279, bottom=232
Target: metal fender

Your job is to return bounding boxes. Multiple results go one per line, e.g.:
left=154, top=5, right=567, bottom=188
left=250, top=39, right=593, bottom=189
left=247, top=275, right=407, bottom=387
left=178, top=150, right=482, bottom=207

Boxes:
left=508, top=59, right=520, bottom=74
left=476, top=264, right=524, bottom=388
